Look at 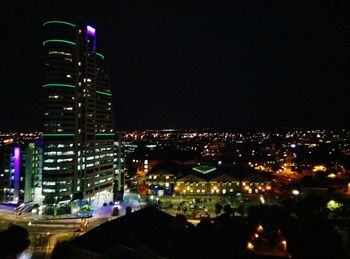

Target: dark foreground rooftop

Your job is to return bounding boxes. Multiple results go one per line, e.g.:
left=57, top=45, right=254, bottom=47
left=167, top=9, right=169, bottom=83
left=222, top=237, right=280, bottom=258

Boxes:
left=52, top=207, right=291, bottom=259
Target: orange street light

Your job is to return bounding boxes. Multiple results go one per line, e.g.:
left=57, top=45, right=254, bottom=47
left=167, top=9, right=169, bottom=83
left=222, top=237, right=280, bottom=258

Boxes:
left=281, top=240, right=287, bottom=251
left=247, top=242, right=254, bottom=250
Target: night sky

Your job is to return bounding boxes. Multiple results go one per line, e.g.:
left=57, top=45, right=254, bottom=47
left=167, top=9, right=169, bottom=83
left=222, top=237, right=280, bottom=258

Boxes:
left=1, top=1, right=349, bottom=131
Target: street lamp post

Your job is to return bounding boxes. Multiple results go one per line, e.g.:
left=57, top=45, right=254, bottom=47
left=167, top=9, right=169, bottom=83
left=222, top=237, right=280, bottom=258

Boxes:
left=54, top=196, right=58, bottom=216
left=281, top=240, right=287, bottom=252
left=45, top=232, right=51, bottom=259
left=70, top=193, right=73, bottom=214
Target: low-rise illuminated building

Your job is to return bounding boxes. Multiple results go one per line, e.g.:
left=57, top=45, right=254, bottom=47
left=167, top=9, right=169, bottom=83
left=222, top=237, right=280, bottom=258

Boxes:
left=147, top=169, right=176, bottom=196
left=208, top=174, right=240, bottom=195
left=145, top=163, right=273, bottom=197
left=175, top=173, right=208, bottom=195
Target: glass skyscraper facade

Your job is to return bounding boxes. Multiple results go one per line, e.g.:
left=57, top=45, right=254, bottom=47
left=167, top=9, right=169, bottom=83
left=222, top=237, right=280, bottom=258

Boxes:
left=42, top=21, right=115, bottom=203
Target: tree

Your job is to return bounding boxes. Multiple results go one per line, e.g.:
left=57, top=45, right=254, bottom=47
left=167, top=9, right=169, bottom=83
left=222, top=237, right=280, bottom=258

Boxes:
left=223, top=204, right=234, bottom=214
left=213, top=213, right=249, bottom=258
left=43, top=193, right=55, bottom=204
left=215, top=203, right=223, bottom=215
left=0, top=224, right=30, bottom=257
left=300, top=175, right=317, bottom=187
left=80, top=204, right=91, bottom=215
left=196, top=219, right=213, bottom=234
left=72, top=192, right=84, bottom=200
left=247, top=205, right=290, bottom=228
left=175, top=214, right=188, bottom=225
left=125, top=206, right=132, bottom=215
left=236, top=204, right=246, bottom=216
left=285, top=218, right=348, bottom=259
left=52, top=241, right=70, bottom=259
left=112, top=206, right=119, bottom=216
left=292, top=195, right=327, bottom=219
left=191, top=219, right=217, bottom=258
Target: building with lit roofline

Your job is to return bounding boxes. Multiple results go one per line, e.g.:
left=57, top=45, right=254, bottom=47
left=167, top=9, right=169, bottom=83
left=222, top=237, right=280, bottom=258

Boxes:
left=42, top=20, right=115, bottom=204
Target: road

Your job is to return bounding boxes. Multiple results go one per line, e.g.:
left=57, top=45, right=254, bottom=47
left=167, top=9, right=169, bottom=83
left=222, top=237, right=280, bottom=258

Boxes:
left=0, top=208, right=95, bottom=258
left=0, top=209, right=81, bottom=258
left=0, top=201, right=141, bottom=258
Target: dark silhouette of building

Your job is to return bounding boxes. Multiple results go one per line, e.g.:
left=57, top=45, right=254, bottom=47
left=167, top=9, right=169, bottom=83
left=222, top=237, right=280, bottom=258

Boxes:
left=52, top=207, right=193, bottom=258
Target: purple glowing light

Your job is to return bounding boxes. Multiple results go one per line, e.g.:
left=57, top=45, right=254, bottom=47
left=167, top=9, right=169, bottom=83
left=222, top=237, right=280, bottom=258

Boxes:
left=14, top=147, right=20, bottom=202
left=87, top=25, right=96, bottom=35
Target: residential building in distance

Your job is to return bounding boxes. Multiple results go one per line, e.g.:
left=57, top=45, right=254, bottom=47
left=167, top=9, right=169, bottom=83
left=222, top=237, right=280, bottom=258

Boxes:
left=42, top=21, right=115, bottom=203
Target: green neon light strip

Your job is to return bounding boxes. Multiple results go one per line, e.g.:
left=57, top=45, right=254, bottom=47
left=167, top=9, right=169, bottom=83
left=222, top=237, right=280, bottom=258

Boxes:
left=42, top=84, right=77, bottom=88
left=43, top=39, right=76, bottom=46
left=96, top=133, right=115, bottom=136
left=43, top=21, right=76, bottom=27
left=96, top=91, right=112, bottom=96
left=96, top=52, right=105, bottom=59
left=43, top=133, right=75, bottom=137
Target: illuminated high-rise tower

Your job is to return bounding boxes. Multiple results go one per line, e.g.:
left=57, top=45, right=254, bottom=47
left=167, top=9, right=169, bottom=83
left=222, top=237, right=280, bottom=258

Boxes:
left=42, top=20, right=115, bottom=203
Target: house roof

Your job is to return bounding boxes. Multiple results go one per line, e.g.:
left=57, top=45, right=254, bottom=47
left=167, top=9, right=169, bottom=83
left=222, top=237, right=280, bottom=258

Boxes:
left=192, top=165, right=217, bottom=174
left=70, top=207, right=192, bottom=255
left=148, top=161, right=192, bottom=176
left=147, top=162, right=273, bottom=182
left=176, top=173, right=208, bottom=183
left=219, top=165, right=273, bottom=182
left=209, top=174, right=240, bottom=182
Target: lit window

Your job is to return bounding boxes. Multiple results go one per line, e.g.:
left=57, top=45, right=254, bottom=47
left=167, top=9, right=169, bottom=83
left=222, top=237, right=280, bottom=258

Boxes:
left=48, top=51, right=72, bottom=56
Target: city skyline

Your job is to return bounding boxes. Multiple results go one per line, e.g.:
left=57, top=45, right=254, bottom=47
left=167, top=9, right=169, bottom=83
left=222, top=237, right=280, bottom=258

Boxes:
left=1, top=1, right=349, bottom=131
left=0, top=3, right=349, bottom=258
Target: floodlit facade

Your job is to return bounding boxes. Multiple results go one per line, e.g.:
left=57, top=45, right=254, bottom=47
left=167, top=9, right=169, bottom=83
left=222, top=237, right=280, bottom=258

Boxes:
left=42, top=21, right=115, bottom=203
left=0, top=140, right=42, bottom=203
left=0, top=144, right=23, bottom=203
left=24, top=141, right=44, bottom=204
left=146, top=165, right=273, bottom=197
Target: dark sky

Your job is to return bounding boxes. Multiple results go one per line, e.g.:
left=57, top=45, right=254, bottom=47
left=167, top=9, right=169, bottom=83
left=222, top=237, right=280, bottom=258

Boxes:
left=0, top=1, right=349, bottom=131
